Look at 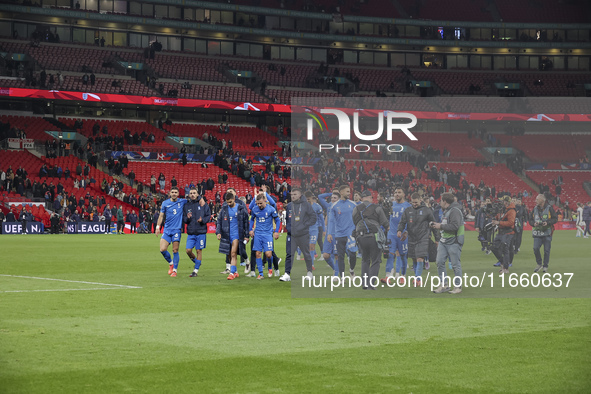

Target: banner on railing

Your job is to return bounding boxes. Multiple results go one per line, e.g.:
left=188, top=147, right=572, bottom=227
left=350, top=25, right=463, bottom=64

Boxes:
left=7, top=138, right=34, bottom=149
left=67, top=222, right=109, bottom=234
left=2, top=221, right=44, bottom=234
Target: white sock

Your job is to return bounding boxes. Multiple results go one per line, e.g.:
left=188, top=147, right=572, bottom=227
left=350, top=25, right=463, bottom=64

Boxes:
left=226, top=263, right=230, bottom=270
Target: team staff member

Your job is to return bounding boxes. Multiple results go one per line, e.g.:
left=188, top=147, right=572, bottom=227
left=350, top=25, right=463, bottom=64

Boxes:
left=280, top=188, right=316, bottom=281
left=116, top=205, right=125, bottom=234
left=575, top=202, right=585, bottom=238
left=397, top=193, right=439, bottom=287
left=352, top=190, right=389, bottom=290
left=279, top=202, right=293, bottom=282
left=583, top=201, right=591, bottom=238
left=216, top=192, right=249, bottom=280
left=103, top=204, right=112, bottom=234
left=249, top=194, right=280, bottom=279
left=184, top=187, right=211, bottom=277
left=431, top=193, right=464, bottom=294
left=491, top=196, right=516, bottom=275
left=529, top=194, right=557, bottom=273
left=513, top=198, right=527, bottom=253
left=156, top=187, right=187, bottom=277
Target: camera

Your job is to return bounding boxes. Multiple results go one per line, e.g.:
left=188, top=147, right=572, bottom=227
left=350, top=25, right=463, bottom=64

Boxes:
left=484, top=202, right=504, bottom=217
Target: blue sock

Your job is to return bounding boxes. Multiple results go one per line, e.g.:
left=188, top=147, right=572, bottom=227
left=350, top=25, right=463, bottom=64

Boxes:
left=400, top=255, right=408, bottom=276
left=311, top=250, right=316, bottom=260
left=161, top=250, right=172, bottom=263
left=332, top=255, right=340, bottom=275
left=415, top=260, right=423, bottom=278
left=266, top=256, right=272, bottom=270
left=173, top=252, right=179, bottom=269
left=256, top=258, right=263, bottom=275
left=194, top=259, right=201, bottom=270
left=386, top=254, right=394, bottom=274
left=230, top=265, right=237, bottom=274
left=324, top=255, right=334, bottom=270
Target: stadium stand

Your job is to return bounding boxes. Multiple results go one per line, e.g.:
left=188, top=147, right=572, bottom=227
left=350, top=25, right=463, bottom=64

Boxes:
left=58, top=118, right=176, bottom=152
left=527, top=171, right=590, bottom=209
left=0, top=115, right=60, bottom=141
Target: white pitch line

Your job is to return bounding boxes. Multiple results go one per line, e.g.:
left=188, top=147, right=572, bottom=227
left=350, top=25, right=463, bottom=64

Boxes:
left=0, top=288, right=137, bottom=293
left=0, top=274, right=142, bottom=289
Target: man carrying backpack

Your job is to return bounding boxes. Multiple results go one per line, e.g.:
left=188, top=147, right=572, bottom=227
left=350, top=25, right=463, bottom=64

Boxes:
left=352, top=190, right=389, bottom=290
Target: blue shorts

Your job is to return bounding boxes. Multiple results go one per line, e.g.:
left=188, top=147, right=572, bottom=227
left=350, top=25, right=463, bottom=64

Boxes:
left=162, top=230, right=182, bottom=244
left=253, top=233, right=274, bottom=252
left=309, top=226, right=319, bottom=244
left=388, top=232, right=408, bottom=255
left=322, top=234, right=337, bottom=255
left=186, top=234, right=207, bottom=250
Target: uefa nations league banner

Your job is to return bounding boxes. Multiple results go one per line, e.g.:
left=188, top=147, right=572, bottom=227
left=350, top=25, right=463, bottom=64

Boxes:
left=67, top=222, right=108, bottom=234
left=2, top=222, right=44, bottom=234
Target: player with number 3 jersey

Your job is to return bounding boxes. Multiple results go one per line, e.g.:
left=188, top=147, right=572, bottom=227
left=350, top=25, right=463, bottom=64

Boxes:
left=155, top=187, right=187, bottom=277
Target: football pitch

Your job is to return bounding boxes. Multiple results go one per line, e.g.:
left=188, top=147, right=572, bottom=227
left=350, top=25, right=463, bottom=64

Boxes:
left=1, top=231, right=590, bottom=393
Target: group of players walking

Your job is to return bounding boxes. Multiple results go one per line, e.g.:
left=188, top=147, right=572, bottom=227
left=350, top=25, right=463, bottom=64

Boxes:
left=155, top=184, right=583, bottom=293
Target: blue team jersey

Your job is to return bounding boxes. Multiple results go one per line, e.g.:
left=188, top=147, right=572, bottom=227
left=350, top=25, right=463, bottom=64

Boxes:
left=228, top=205, right=239, bottom=240
left=160, top=198, right=187, bottom=231
left=250, top=204, right=279, bottom=235
left=389, top=201, right=411, bottom=234
left=325, top=202, right=336, bottom=235
left=328, top=199, right=356, bottom=238
left=311, top=202, right=324, bottom=231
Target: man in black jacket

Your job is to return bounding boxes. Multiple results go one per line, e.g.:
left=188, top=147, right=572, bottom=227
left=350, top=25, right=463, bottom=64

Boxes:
left=216, top=192, right=249, bottom=280
left=184, top=188, right=211, bottom=277
left=352, top=190, right=389, bottom=290
left=512, top=197, right=527, bottom=254
left=280, top=187, right=316, bottom=282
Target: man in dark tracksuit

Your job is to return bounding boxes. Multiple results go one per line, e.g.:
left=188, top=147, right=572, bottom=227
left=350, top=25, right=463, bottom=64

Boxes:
left=103, top=204, right=112, bottom=234
left=352, top=190, right=389, bottom=290
left=280, top=187, right=316, bottom=281
left=279, top=202, right=292, bottom=282
left=20, top=208, right=29, bottom=234
left=512, top=197, right=527, bottom=255
left=216, top=192, right=249, bottom=279
left=491, top=196, right=516, bottom=274
left=117, top=205, right=124, bottom=234
left=397, top=193, right=439, bottom=286
left=184, top=187, right=211, bottom=277
left=475, top=200, right=492, bottom=253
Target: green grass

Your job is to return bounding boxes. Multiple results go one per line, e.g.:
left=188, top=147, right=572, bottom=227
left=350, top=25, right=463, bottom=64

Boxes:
left=1, top=231, right=590, bottom=393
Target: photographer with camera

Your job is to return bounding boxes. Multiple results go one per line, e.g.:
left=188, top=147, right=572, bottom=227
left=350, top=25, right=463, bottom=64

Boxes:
left=431, top=193, right=464, bottom=294
left=490, top=196, right=516, bottom=274
left=475, top=198, right=494, bottom=254
left=352, top=190, right=389, bottom=290
left=513, top=197, right=527, bottom=254
left=529, top=194, right=557, bottom=273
